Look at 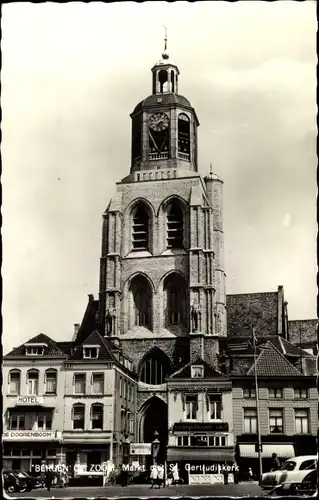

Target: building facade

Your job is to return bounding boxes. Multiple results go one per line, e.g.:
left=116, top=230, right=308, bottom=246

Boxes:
left=3, top=43, right=318, bottom=485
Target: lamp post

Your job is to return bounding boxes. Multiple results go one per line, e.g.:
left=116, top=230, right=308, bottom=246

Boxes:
left=151, top=431, right=160, bottom=466
left=252, top=327, right=263, bottom=485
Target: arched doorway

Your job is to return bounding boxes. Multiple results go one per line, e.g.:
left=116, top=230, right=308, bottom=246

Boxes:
left=140, top=397, right=168, bottom=467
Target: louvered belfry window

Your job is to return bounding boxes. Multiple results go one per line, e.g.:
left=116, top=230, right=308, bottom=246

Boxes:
left=132, top=205, right=149, bottom=251
left=167, top=201, right=183, bottom=249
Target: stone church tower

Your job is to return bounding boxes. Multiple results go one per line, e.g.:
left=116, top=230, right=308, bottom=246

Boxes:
left=98, top=39, right=226, bottom=444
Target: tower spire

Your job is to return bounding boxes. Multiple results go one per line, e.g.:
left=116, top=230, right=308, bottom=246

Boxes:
left=162, top=25, right=169, bottom=60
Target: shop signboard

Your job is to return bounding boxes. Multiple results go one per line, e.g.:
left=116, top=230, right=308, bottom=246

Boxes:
left=3, top=430, right=59, bottom=441
left=130, top=443, right=152, bottom=455
left=16, top=396, right=44, bottom=405
left=173, top=422, right=228, bottom=432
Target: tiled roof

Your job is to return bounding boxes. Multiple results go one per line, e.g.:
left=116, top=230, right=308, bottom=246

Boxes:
left=67, top=330, right=116, bottom=362
left=169, top=357, right=223, bottom=379
left=288, top=319, right=318, bottom=346
left=4, top=333, right=67, bottom=358
left=246, top=342, right=302, bottom=377
left=56, top=342, right=74, bottom=355
left=226, top=291, right=279, bottom=337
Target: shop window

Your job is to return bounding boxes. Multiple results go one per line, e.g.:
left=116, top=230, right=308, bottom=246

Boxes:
left=243, top=387, right=256, bottom=398
left=37, top=414, right=52, bottom=431
left=12, top=459, right=21, bottom=470
left=83, top=345, right=99, bottom=359
left=27, top=370, right=39, bottom=395
left=294, top=409, right=309, bottom=434
left=269, top=409, right=284, bottom=433
left=185, top=395, right=198, bottom=420
left=72, top=404, right=85, bottom=430
left=91, top=404, right=103, bottom=430
left=191, top=366, right=204, bottom=378
left=74, top=373, right=86, bottom=394
left=45, top=369, right=57, bottom=394
left=10, top=414, right=26, bottom=431
left=294, top=388, right=308, bottom=399
left=269, top=388, right=283, bottom=399
left=92, top=373, right=104, bottom=394
left=244, top=408, right=257, bottom=434
left=32, top=448, right=42, bottom=457
left=166, top=201, right=184, bottom=249
left=9, top=370, right=21, bottom=395
left=208, top=394, right=222, bottom=420
left=139, top=348, right=171, bottom=385
left=46, top=449, right=56, bottom=457
left=132, top=204, right=150, bottom=251
left=190, top=435, right=208, bottom=447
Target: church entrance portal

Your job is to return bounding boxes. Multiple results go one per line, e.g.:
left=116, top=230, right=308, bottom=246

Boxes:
left=140, top=397, right=168, bottom=467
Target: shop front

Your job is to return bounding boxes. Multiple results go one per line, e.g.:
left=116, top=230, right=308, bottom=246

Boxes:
left=237, top=442, right=295, bottom=480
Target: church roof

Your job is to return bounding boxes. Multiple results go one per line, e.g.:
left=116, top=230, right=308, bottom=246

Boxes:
left=132, top=93, right=192, bottom=115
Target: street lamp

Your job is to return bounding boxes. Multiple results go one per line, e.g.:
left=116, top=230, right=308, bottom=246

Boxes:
left=252, top=327, right=263, bottom=485
left=151, top=431, right=160, bottom=465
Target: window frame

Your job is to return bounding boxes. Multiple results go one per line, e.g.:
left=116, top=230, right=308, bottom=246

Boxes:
left=9, top=370, right=21, bottom=395
left=90, top=403, right=104, bottom=430
left=269, top=388, right=283, bottom=399
left=9, top=413, right=26, bottom=431
left=83, top=345, right=99, bottom=359
left=208, top=394, right=222, bottom=420
left=91, top=373, right=104, bottom=394
left=72, top=403, right=85, bottom=430
left=191, top=366, right=204, bottom=378
left=243, top=387, right=256, bottom=399
left=166, top=200, right=184, bottom=250
left=185, top=394, right=198, bottom=420
left=294, top=388, right=308, bottom=399
left=243, top=408, right=257, bottom=434
left=269, top=408, right=284, bottom=434
left=27, top=369, right=39, bottom=396
left=294, top=408, right=310, bottom=434
left=36, top=413, right=52, bottom=431
left=73, top=373, right=86, bottom=395
left=44, top=369, right=57, bottom=395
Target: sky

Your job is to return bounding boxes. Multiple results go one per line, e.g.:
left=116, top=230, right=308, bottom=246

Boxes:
left=2, top=1, right=317, bottom=354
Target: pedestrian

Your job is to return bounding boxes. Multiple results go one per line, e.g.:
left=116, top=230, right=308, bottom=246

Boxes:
left=121, top=468, right=129, bottom=487
left=248, top=467, right=253, bottom=482
left=270, top=453, right=281, bottom=472
left=45, top=468, right=54, bottom=492
left=233, top=460, right=239, bottom=484
left=150, top=464, right=158, bottom=489
left=157, top=464, right=164, bottom=488
left=172, top=463, right=180, bottom=485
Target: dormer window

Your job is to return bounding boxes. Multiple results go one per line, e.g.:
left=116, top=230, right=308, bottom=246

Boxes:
left=191, top=366, right=204, bottom=378
left=83, top=345, right=100, bottom=359
left=25, top=343, right=47, bottom=356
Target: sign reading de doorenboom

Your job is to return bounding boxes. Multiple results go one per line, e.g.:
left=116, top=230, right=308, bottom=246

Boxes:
left=16, top=396, right=44, bottom=405
left=3, top=431, right=61, bottom=441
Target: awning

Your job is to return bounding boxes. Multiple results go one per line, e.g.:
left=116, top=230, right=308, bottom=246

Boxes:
left=239, top=444, right=295, bottom=459
left=167, top=447, right=234, bottom=462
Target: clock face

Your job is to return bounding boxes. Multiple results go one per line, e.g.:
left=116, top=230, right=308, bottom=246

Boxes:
left=149, top=112, right=169, bottom=132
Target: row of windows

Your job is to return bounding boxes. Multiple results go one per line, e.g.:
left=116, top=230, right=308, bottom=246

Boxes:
left=119, top=377, right=134, bottom=402
left=9, top=413, right=53, bottom=431
left=185, top=394, right=222, bottom=420
left=177, top=435, right=227, bottom=447
left=9, top=369, right=57, bottom=395
left=243, top=388, right=309, bottom=399
left=131, top=200, right=184, bottom=251
left=244, top=408, right=310, bottom=434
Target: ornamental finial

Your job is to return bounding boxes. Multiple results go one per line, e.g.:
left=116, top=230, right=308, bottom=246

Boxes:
left=162, top=25, right=169, bottom=60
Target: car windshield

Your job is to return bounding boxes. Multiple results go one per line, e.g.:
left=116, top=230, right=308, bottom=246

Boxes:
left=280, top=461, right=296, bottom=471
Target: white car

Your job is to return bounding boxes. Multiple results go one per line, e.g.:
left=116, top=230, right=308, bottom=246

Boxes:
left=261, top=455, right=317, bottom=493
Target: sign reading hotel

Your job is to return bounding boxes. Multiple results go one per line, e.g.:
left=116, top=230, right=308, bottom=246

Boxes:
left=130, top=443, right=152, bottom=455
left=16, top=396, right=44, bottom=405
left=3, top=430, right=59, bottom=441
left=173, top=422, right=229, bottom=432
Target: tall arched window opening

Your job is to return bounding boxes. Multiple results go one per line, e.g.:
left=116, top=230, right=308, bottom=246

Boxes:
left=132, top=204, right=150, bottom=251
left=129, top=275, right=152, bottom=330
left=166, top=201, right=184, bottom=249
left=171, top=70, right=175, bottom=93
left=164, top=273, right=187, bottom=327
left=178, top=113, right=190, bottom=160
left=139, top=349, right=172, bottom=385
left=27, top=370, right=39, bottom=395
left=159, top=70, right=169, bottom=93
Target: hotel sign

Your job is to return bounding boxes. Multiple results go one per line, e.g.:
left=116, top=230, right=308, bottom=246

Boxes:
left=173, top=422, right=228, bottom=432
left=3, top=430, right=61, bottom=441
left=16, top=396, right=44, bottom=405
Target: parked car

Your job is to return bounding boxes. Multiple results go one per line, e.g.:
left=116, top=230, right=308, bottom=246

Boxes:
left=14, top=470, right=44, bottom=489
left=3, top=470, right=30, bottom=493
left=261, top=455, right=317, bottom=494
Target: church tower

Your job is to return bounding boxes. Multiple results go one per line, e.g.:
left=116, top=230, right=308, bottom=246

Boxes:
left=98, top=34, right=227, bottom=448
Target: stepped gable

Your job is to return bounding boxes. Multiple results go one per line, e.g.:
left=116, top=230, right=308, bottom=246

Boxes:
left=246, top=341, right=302, bottom=377
left=169, top=357, right=223, bottom=379
left=4, top=332, right=66, bottom=357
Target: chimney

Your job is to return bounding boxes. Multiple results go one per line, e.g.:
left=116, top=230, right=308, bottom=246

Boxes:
left=72, top=324, right=80, bottom=342
left=88, top=294, right=94, bottom=303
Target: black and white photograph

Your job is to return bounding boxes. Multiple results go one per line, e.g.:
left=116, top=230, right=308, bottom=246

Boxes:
left=2, top=1, right=318, bottom=498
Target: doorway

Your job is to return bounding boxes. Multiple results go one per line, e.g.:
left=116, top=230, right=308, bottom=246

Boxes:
left=140, top=396, right=168, bottom=466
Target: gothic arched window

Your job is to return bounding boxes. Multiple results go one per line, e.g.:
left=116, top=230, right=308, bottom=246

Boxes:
left=139, top=349, right=172, bottom=385
left=178, top=113, right=190, bottom=160
left=166, top=200, right=184, bottom=249
left=132, top=203, right=150, bottom=251
left=129, top=275, right=152, bottom=330
left=164, top=273, right=187, bottom=327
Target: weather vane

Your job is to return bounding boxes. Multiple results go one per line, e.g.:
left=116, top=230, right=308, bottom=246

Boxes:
left=162, top=25, right=169, bottom=60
